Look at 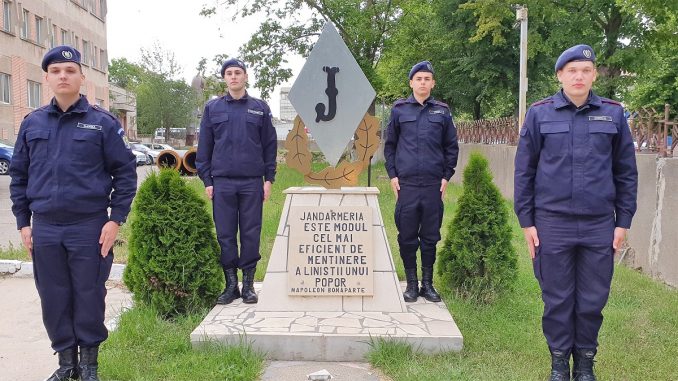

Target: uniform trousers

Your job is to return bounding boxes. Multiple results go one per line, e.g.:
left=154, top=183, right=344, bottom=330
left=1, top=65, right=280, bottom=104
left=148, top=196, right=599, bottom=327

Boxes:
left=533, top=211, right=615, bottom=351
left=32, top=214, right=113, bottom=352
left=394, top=184, right=444, bottom=269
left=212, top=176, right=263, bottom=270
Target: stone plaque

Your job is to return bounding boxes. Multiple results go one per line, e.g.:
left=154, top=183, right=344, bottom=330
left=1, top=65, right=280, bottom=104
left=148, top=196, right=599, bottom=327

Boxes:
left=287, top=206, right=373, bottom=296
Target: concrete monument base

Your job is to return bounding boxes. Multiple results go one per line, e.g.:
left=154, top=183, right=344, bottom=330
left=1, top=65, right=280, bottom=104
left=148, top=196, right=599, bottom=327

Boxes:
left=190, top=283, right=462, bottom=361
left=191, top=187, right=463, bottom=360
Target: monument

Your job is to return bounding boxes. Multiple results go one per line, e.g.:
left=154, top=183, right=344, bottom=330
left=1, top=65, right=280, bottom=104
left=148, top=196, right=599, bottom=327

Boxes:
left=191, top=22, right=463, bottom=361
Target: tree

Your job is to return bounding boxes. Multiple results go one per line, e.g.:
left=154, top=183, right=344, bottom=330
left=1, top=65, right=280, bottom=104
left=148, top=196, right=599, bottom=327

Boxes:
left=108, top=58, right=145, bottom=90
left=133, top=44, right=198, bottom=138
left=123, top=169, right=224, bottom=317
left=437, top=152, right=517, bottom=303
left=201, top=0, right=414, bottom=99
left=621, top=0, right=678, bottom=112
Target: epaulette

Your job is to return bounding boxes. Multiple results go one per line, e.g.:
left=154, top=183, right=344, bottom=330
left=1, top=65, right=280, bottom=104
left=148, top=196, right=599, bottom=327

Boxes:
left=23, top=105, right=50, bottom=119
left=531, top=98, right=554, bottom=107
left=393, top=98, right=408, bottom=107
left=431, top=100, right=449, bottom=109
left=92, top=104, right=118, bottom=121
left=601, top=98, right=622, bottom=106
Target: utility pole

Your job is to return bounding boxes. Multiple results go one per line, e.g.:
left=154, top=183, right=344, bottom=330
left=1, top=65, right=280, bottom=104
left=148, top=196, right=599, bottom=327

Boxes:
left=516, top=6, right=528, bottom=130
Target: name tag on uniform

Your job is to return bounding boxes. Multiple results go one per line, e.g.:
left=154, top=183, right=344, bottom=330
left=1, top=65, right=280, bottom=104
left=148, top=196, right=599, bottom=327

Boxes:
left=429, top=109, right=445, bottom=115
left=588, top=116, right=613, bottom=122
left=247, top=109, right=264, bottom=116
left=77, top=122, right=102, bottom=131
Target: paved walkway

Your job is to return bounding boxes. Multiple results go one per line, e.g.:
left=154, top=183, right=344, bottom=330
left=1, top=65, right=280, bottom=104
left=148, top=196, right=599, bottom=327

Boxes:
left=0, top=276, right=132, bottom=381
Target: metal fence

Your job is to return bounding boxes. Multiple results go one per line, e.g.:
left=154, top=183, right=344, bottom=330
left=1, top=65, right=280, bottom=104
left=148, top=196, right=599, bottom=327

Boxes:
left=456, top=117, right=518, bottom=146
left=455, top=104, right=677, bottom=157
left=629, top=104, right=677, bottom=157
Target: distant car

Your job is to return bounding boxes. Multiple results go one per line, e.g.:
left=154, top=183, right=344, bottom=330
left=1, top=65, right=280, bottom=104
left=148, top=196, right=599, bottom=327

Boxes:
left=142, top=142, right=174, bottom=151
left=0, top=142, right=13, bottom=175
left=129, top=142, right=154, bottom=165
left=131, top=149, right=148, bottom=166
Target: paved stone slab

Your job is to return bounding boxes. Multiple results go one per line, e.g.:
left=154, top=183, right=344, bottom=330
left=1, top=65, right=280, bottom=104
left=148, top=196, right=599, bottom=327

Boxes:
left=191, top=282, right=463, bottom=361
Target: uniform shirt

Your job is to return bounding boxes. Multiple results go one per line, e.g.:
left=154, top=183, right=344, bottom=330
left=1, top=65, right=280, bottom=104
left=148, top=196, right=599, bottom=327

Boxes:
left=514, top=90, right=638, bottom=229
left=384, top=95, right=459, bottom=186
left=9, top=96, right=137, bottom=229
left=196, top=92, right=277, bottom=187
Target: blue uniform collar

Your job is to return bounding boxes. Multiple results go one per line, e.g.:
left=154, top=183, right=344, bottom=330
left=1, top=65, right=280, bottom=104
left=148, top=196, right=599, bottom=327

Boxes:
left=224, top=91, right=249, bottom=103
left=48, top=95, right=89, bottom=114
left=554, top=90, right=602, bottom=109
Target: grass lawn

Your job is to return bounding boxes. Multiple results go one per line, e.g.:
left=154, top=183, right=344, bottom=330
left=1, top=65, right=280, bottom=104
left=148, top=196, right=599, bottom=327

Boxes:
left=99, top=306, right=264, bottom=381
left=4, top=162, right=677, bottom=380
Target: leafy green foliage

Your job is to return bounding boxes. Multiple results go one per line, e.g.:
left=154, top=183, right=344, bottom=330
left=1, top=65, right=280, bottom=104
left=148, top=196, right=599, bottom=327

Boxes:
left=437, top=152, right=517, bottom=303
left=124, top=169, right=223, bottom=317
left=109, top=44, right=198, bottom=137
left=200, top=0, right=413, bottom=99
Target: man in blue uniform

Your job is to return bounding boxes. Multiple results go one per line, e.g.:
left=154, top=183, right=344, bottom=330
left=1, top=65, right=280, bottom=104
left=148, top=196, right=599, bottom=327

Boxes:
left=384, top=61, right=459, bottom=303
left=514, top=45, right=638, bottom=381
left=196, top=58, right=277, bottom=305
left=9, top=46, right=137, bottom=381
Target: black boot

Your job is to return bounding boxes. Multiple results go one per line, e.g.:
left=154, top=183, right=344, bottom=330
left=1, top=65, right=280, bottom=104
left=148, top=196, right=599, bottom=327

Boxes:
left=241, top=267, right=258, bottom=304
left=78, top=346, right=99, bottom=381
left=46, top=347, right=79, bottom=380
left=573, top=348, right=597, bottom=381
left=419, top=266, right=441, bottom=302
left=548, top=348, right=571, bottom=381
left=403, top=268, right=419, bottom=302
left=216, top=267, right=241, bottom=304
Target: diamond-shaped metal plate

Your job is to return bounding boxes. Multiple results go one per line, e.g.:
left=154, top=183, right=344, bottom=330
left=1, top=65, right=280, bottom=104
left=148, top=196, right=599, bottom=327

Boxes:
left=288, top=22, right=376, bottom=167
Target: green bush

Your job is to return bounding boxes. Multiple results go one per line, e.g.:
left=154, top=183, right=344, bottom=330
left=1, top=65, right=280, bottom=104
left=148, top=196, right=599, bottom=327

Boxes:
left=123, top=169, right=223, bottom=317
left=437, top=152, right=517, bottom=303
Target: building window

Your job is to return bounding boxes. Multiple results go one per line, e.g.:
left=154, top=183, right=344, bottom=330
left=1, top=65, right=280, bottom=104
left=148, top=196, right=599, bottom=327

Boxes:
left=34, top=16, right=43, bottom=44
left=50, top=24, right=57, bottom=48
left=3, top=1, right=11, bottom=33
left=20, top=8, right=28, bottom=39
left=82, top=40, right=90, bottom=66
left=27, top=80, right=41, bottom=108
left=100, top=49, right=106, bottom=71
left=93, top=45, right=99, bottom=68
left=99, top=0, right=105, bottom=18
left=60, top=28, right=67, bottom=45
left=0, top=73, right=11, bottom=104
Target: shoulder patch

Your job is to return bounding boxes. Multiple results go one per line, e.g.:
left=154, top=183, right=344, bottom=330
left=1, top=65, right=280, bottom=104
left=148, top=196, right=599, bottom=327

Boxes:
left=531, top=98, right=554, bottom=107
left=432, top=100, right=449, bottom=109
left=601, top=98, right=622, bottom=106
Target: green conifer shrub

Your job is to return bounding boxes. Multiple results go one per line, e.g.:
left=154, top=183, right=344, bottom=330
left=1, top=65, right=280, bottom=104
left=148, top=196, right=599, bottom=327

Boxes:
left=124, top=169, right=223, bottom=317
left=437, top=152, right=517, bottom=303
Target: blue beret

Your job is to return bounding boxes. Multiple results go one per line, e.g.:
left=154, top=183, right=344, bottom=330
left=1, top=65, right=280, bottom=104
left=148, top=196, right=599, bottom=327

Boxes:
left=408, top=61, right=434, bottom=79
left=41, top=45, right=81, bottom=72
left=220, top=58, right=247, bottom=77
left=555, top=44, right=596, bottom=72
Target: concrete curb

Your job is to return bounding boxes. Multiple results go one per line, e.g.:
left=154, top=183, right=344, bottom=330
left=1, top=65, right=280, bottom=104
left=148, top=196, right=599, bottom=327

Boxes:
left=0, top=260, right=126, bottom=280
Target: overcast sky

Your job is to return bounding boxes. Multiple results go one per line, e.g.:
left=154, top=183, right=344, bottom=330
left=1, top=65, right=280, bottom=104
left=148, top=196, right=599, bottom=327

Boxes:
left=106, top=1, right=304, bottom=117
